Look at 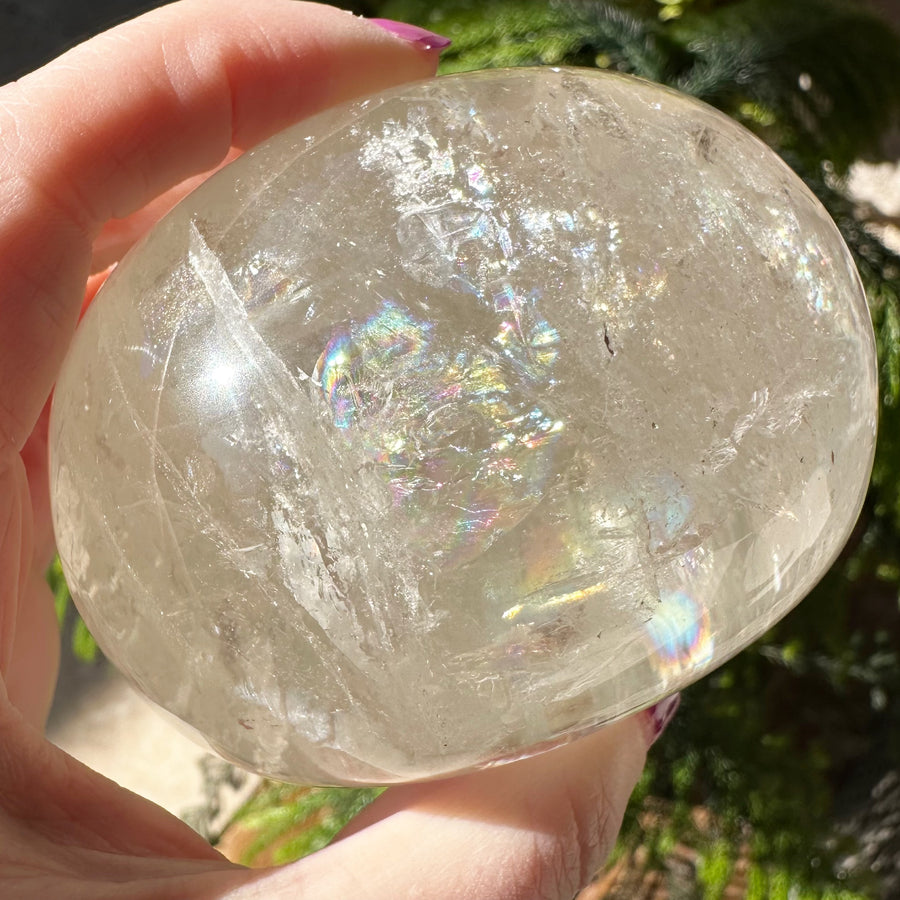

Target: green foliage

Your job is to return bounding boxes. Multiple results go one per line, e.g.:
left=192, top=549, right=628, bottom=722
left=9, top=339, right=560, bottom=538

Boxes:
left=697, top=840, right=734, bottom=898
left=218, top=782, right=382, bottom=867
left=380, top=0, right=900, bottom=174
left=810, top=170, right=900, bottom=530
left=667, top=0, right=900, bottom=173
left=379, top=0, right=672, bottom=76
left=71, top=616, right=99, bottom=663
left=625, top=516, right=900, bottom=896
left=48, top=555, right=99, bottom=663
left=48, top=555, right=69, bottom=627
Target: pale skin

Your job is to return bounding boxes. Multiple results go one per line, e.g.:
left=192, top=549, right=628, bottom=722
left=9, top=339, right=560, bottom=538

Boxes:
left=0, top=2, right=652, bottom=896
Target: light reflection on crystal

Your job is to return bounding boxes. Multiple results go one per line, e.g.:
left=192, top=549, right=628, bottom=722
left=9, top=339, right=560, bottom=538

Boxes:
left=314, top=302, right=431, bottom=429
left=759, top=209, right=837, bottom=315
left=646, top=590, right=715, bottom=680
left=313, top=298, right=564, bottom=567
left=644, top=473, right=697, bottom=555
left=466, top=164, right=491, bottom=196
left=491, top=286, right=561, bottom=381
left=501, top=580, right=607, bottom=623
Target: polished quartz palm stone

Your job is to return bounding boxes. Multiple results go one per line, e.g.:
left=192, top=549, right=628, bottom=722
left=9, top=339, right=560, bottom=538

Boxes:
left=50, top=67, right=877, bottom=785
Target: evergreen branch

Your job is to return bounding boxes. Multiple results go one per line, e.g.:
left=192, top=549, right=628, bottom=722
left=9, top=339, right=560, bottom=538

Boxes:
left=383, top=0, right=900, bottom=171
left=667, top=0, right=900, bottom=171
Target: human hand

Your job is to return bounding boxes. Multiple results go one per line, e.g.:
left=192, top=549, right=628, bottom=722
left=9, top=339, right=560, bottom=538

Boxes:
left=0, top=3, right=671, bottom=896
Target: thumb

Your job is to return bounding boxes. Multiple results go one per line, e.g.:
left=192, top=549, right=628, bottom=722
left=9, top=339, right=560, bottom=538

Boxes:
left=233, top=712, right=660, bottom=900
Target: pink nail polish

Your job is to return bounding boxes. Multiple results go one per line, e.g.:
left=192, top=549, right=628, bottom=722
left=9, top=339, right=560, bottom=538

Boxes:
left=369, top=19, right=452, bottom=51
left=644, top=693, right=681, bottom=746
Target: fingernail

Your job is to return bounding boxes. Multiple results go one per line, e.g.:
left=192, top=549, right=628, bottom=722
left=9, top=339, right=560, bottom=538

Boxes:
left=644, top=693, right=681, bottom=746
left=369, top=19, right=452, bottom=51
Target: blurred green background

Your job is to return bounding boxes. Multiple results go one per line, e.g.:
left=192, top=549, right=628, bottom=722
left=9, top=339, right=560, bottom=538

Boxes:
left=21, top=0, right=900, bottom=896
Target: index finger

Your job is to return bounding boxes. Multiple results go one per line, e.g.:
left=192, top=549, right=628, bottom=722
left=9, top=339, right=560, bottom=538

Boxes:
left=0, top=0, right=440, bottom=451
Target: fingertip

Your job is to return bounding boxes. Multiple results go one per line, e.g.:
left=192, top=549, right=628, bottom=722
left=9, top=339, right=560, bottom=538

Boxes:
left=81, top=267, right=114, bottom=320
left=643, top=693, right=681, bottom=747
left=367, top=18, right=453, bottom=52
left=212, top=3, right=444, bottom=150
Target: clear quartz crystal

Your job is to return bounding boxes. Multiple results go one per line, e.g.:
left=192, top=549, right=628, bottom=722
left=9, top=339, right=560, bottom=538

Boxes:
left=50, top=68, right=877, bottom=785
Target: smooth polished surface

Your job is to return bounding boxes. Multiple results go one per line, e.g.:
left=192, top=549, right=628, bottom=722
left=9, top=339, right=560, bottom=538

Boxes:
left=51, top=68, right=877, bottom=785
